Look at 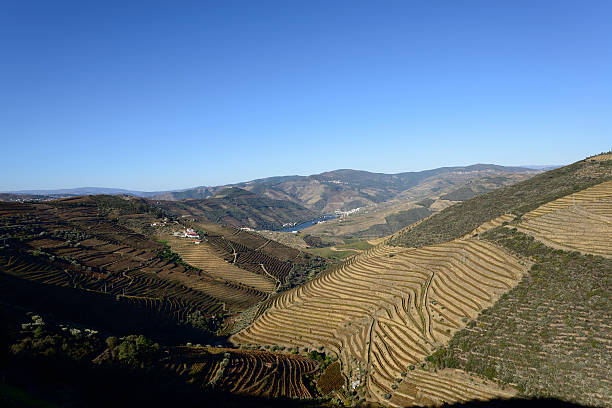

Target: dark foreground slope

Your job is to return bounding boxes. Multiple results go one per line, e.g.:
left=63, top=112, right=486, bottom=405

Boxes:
left=1, top=305, right=587, bottom=408
left=390, top=155, right=612, bottom=247
left=0, top=195, right=325, bottom=345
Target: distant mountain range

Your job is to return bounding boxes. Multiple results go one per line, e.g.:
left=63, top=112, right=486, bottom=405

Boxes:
left=2, top=164, right=549, bottom=213
left=152, top=164, right=543, bottom=212
left=2, top=187, right=164, bottom=197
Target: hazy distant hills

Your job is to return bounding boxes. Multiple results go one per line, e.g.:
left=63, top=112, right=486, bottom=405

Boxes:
left=3, top=165, right=547, bottom=212
left=1, top=165, right=546, bottom=235
left=152, top=164, right=542, bottom=213
left=3, top=187, right=165, bottom=197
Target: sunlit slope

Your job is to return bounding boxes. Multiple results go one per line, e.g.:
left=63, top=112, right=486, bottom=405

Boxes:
left=231, top=238, right=528, bottom=404
left=163, top=235, right=277, bottom=292
left=391, top=368, right=516, bottom=407
left=444, top=227, right=611, bottom=407
left=391, top=155, right=612, bottom=248
left=516, top=180, right=612, bottom=257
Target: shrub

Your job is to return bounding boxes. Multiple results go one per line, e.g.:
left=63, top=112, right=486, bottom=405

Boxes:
left=115, top=335, right=160, bottom=367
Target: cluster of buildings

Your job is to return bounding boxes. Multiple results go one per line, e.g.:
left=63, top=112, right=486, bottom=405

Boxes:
left=335, top=207, right=362, bottom=218
left=326, top=179, right=347, bottom=185
left=173, top=228, right=201, bottom=243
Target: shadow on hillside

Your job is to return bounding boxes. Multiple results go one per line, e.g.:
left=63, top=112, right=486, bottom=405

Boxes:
left=0, top=272, right=228, bottom=346
left=1, top=353, right=331, bottom=408
left=435, top=398, right=589, bottom=408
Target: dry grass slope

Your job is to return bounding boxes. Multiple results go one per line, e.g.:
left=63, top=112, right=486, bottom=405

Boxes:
left=162, top=235, right=277, bottom=292
left=516, top=180, right=612, bottom=257
left=231, top=237, right=528, bottom=405
left=391, top=368, right=516, bottom=407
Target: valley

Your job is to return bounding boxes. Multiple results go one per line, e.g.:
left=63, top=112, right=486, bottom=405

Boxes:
left=3, top=3, right=610, bottom=406
left=1, top=154, right=611, bottom=407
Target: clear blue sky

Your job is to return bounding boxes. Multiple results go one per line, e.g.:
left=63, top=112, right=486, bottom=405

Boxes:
left=1, top=0, right=610, bottom=191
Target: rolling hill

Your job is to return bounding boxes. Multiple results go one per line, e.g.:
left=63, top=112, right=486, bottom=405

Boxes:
left=390, top=154, right=612, bottom=248
left=230, top=153, right=612, bottom=406
left=152, top=165, right=540, bottom=213
left=299, top=171, right=536, bottom=240
left=152, top=187, right=319, bottom=230
left=2, top=154, right=610, bottom=407
left=0, top=194, right=326, bottom=344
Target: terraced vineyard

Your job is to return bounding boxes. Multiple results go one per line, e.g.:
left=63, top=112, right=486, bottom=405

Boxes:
left=0, top=250, right=224, bottom=323
left=390, top=156, right=612, bottom=248
left=187, top=222, right=328, bottom=289
left=0, top=200, right=230, bottom=340
left=163, top=237, right=276, bottom=292
left=516, top=180, right=612, bottom=257
left=391, top=368, right=516, bottom=407
left=232, top=161, right=612, bottom=406
left=0, top=197, right=328, bottom=347
left=232, top=236, right=528, bottom=404
left=164, top=346, right=319, bottom=399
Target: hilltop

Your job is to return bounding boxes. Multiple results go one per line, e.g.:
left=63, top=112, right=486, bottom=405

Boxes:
left=390, top=154, right=612, bottom=247
left=152, top=165, right=539, bottom=213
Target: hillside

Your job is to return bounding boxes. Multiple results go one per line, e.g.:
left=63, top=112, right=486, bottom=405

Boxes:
left=436, top=227, right=611, bottom=406
left=1, top=305, right=340, bottom=408
left=390, top=154, right=612, bottom=247
left=2, top=156, right=610, bottom=407
left=153, top=187, right=319, bottom=230
left=301, top=171, right=534, bottom=239
left=232, top=234, right=530, bottom=405
left=230, top=154, right=612, bottom=406
left=0, top=195, right=326, bottom=344
left=153, top=165, right=539, bottom=213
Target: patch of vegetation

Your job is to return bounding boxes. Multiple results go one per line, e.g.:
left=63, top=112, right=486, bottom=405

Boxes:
left=336, top=239, right=373, bottom=251
left=10, top=315, right=102, bottom=362
left=105, top=334, right=161, bottom=368
left=302, top=234, right=327, bottom=248
left=415, top=198, right=436, bottom=208
left=391, top=158, right=612, bottom=247
left=316, top=361, right=344, bottom=395
left=279, top=255, right=328, bottom=291
left=305, top=247, right=355, bottom=262
left=308, top=350, right=335, bottom=370
left=428, top=227, right=611, bottom=406
left=157, top=240, right=200, bottom=272
left=184, top=310, right=224, bottom=335
left=353, top=207, right=432, bottom=238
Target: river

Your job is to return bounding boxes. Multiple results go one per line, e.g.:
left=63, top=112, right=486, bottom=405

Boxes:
left=276, top=214, right=338, bottom=232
